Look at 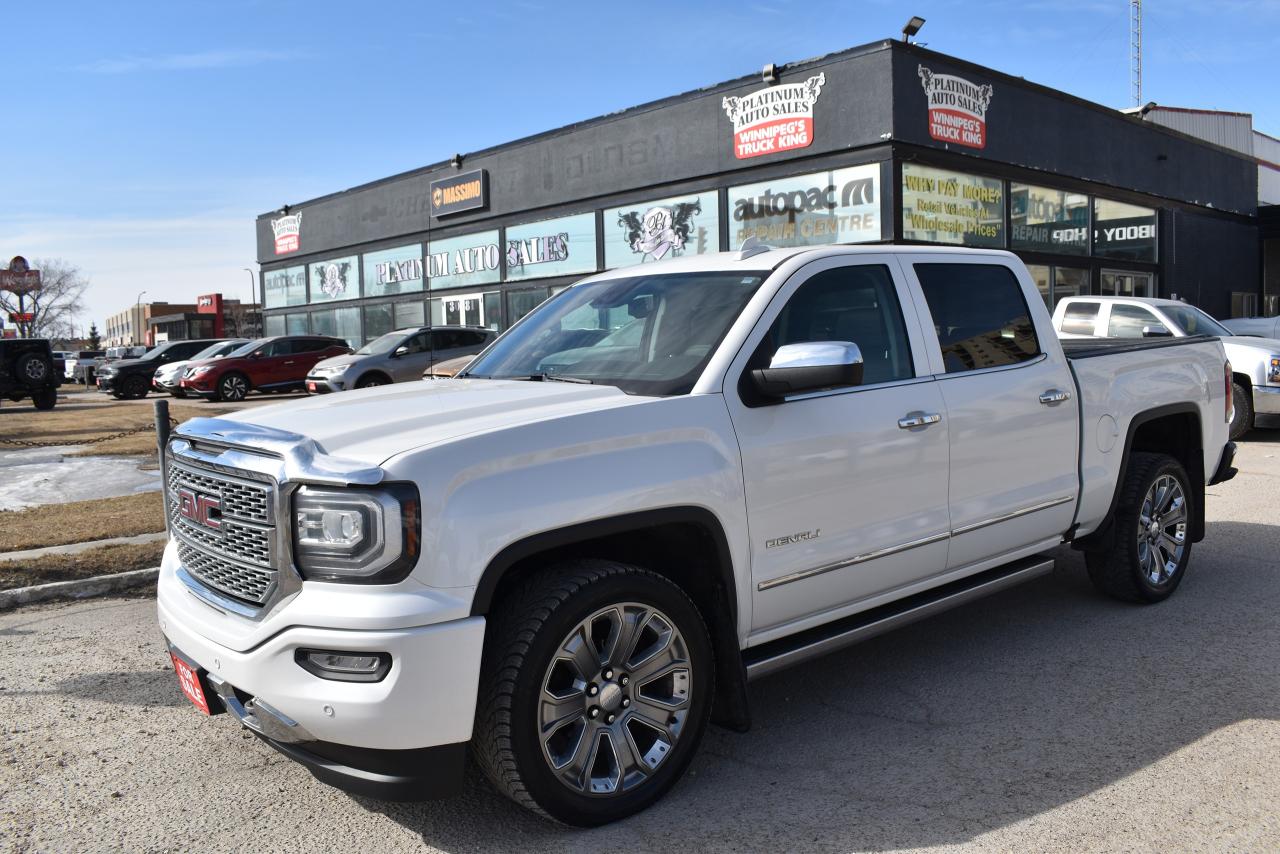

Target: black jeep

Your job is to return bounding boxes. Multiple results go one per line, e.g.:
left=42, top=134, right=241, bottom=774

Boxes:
left=0, top=338, right=61, bottom=410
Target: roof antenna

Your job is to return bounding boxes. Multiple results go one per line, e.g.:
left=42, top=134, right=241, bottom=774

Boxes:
left=738, top=235, right=773, bottom=260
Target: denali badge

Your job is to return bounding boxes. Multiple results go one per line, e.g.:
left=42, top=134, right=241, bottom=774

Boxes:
left=176, top=487, right=222, bottom=531
left=765, top=529, right=821, bottom=549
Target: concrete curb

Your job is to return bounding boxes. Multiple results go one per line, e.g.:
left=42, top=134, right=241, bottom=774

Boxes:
left=0, top=532, right=168, bottom=563
left=0, top=566, right=160, bottom=611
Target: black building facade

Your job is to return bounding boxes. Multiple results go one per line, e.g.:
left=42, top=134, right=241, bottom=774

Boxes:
left=256, top=40, right=1260, bottom=346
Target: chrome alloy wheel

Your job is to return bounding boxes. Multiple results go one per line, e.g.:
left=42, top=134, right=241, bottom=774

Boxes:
left=1137, top=473, right=1187, bottom=585
left=221, top=375, right=248, bottom=401
left=538, top=602, right=692, bottom=797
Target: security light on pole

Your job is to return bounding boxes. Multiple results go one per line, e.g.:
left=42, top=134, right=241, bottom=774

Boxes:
left=902, top=16, right=926, bottom=42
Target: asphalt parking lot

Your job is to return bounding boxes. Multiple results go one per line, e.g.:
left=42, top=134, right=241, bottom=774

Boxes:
left=2, top=435, right=1278, bottom=853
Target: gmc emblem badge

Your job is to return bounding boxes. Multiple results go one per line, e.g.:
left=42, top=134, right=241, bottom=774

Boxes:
left=176, top=487, right=222, bottom=531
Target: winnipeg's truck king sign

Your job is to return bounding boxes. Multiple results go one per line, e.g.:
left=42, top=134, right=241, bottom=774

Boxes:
left=722, top=73, right=826, bottom=160
left=918, top=65, right=994, bottom=150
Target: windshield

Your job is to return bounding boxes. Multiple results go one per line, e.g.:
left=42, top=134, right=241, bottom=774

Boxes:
left=464, top=271, right=767, bottom=396
left=226, top=340, right=263, bottom=358
left=190, top=341, right=239, bottom=361
left=357, top=331, right=409, bottom=355
left=1163, top=305, right=1233, bottom=338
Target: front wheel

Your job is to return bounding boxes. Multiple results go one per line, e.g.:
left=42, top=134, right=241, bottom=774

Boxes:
left=31, top=388, right=57, bottom=410
left=1086, top=452, right=1193, bottom=603
left=1229, top=381, right=1252, bottom=441
left=474, top=560, right=714, bottom=826
left=217, top=373, right=249, bottom=402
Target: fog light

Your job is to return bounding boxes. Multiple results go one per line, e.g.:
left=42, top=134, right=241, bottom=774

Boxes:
left=295, top=648, right=391, bottom=683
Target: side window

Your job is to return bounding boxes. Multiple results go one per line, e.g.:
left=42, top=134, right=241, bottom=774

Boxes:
left=293, top=338, right=327, bottom=353
left=404, top=333, right=430, bottom=354
left=1107, top=304, right=1164, bottom=338
left=1061, top=302, right=1101, bottom=336
left=762, top=264, right=914, bottom=385
left=914, top=264, right=1041, bottom=374
left=461, top=330, right=488, bottom=347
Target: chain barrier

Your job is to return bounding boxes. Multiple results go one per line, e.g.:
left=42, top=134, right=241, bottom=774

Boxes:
left=0, top=418, right=178, bottom=448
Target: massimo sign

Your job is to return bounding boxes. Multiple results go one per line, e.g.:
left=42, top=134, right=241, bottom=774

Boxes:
left=722, top=74, right=826, bottom=160
left=430, top=169, right=488, bottom=218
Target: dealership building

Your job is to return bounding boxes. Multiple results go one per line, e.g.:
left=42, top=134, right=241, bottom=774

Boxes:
left=255, top=39, right=1267, bottom=347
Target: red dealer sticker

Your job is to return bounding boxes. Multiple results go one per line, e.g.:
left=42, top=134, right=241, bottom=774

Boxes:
left=722, top=74, right=826, bottom=161
left=918, top=65, right=993, bottom=150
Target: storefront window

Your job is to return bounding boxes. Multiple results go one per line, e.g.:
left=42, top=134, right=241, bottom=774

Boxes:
left=429, top=291, right=502, bottom=330
left=363, top=245, right=424, bottom=298
left=308, top=256, right=359, bottom=303
left=263, top=266, right=306, bottom=308
left=394, top=301, right=425, bottom=329
left=334, top=306, right=361, bottom=348
left=728, top=164, right=879, bottom=248
left=1026, top=264, right=1051, bottom=309
left=901, top=164, right=1004, bottom=248
left=1053, top=267, right=1089, bottom=306
left=427, top=230, right=501, bottom=290
left=505, top=212, right=598, bottom=282
left=285, top=312, right=308, bottom=336
left=1094, top=199, right=1157, bottom=262
left=310, top=308, right=335, bottom=338
left=508, top=288, right=550, bottom=326
left=363, top=304, right=395, bottom=342
left=1010, top=183, right=1088, bottom=255
left=265, top=314, right=285, bottom=336
left=604, top=192, right=720, bottom=268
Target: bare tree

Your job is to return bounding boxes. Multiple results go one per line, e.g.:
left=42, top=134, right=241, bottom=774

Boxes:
left=0, top=258, right=89, bottom=339
left=224, top=301, right=262, bottom=338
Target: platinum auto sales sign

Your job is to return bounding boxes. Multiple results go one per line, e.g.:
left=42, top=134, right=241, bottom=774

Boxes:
left=722, top=73, right=826, bottom=160
left=918, top=65, right=993, bottom=150
left=271, top=213, right=301, bottom=255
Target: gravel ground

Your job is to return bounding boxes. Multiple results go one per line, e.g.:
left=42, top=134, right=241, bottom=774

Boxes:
left=2, top=435, right=1278, bottom=853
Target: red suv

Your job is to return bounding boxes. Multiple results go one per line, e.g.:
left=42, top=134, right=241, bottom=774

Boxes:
left=180, top=336, right=351, bottom=402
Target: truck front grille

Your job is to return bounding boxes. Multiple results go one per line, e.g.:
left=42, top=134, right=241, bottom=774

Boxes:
left=166, top=458, right=278, bottom=606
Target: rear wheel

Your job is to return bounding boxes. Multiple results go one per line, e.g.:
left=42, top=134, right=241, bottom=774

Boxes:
left=1229, top=381, right=1252, bottom=441
left=1086, top=452, right=1193, bottom=603
left=31, top=388, right=57, bottom=410
left=217, top=373, right=249, bottom=402
left=474, top=560, right=713, bottom=826
left=16, top=353, right=52, bottom=386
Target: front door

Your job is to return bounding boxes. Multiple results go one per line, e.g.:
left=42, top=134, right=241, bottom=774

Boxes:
left=901, top=258, right=1080, bottom=570
left=1101, top=270, right=1155, bottom=299
left=391, top=332, right=433, bottom=381
left=442, top=293, right=486, bottom=328
left=725, top=255, right=951, bottom=635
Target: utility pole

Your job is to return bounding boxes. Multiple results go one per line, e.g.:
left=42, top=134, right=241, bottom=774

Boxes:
left=1130, top=0, right=1143, bottom=108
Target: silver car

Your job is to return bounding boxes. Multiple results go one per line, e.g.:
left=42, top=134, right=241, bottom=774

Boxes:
left=306, top=325, right=496, bottom=393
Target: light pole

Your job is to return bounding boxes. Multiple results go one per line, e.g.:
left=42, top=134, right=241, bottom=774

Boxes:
left=134, top=290, right=147, bottom=346
left=242, top=267, right=258, bottom=335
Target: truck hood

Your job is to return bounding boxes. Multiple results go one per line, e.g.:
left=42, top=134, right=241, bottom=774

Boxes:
left=219, top=378, right=653, bottom=465
left=1221, top=335, right=1280, bottom=354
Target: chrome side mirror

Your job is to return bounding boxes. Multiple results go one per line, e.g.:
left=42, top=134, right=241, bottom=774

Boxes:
left=751, top=341, right=864, bottom=399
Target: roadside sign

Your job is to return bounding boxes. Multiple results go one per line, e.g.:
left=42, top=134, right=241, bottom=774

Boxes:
left=1, top=256, right=41, bottom=294
left=8, top=312, right=35, bottom=323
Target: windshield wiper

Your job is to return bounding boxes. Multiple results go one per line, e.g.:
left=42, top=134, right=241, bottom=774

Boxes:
left=504, top=373, right=594, bottom=384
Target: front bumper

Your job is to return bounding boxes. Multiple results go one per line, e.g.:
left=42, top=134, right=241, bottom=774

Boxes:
left=156, top=552, right=484, bottom=799
left=179, top=376, right=218, bottom=397
left=305, top=374, right=346, bottom=394
left=95, top=374, right=119, bottom=392
left=1253, top=386, right=1280, bottom=428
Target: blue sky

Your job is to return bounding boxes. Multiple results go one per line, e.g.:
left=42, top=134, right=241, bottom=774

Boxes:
left=3, top=0, right=1277, bottom=332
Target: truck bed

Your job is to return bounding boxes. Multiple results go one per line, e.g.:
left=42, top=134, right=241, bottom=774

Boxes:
left=1060, top=334, right=1218, bottom=359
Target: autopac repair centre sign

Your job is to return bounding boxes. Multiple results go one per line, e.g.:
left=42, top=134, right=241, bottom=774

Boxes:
left=431, top=169, right=489, bottom=218
left=722, top=74, right=826, bottom=160
left=918, top=65, right=993, bottom=150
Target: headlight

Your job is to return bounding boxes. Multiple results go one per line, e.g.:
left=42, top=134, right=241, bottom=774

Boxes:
left=291, top=483, right=420, bottom=584
left=189, top=365, right=216, bottom=377
left=1269, top=355, right=1280, bottom=384
left=312, top=365, right=344, bottom=376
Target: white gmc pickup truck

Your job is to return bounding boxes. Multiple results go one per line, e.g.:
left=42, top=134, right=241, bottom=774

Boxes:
left=157, top=245, right=1236, bottom=826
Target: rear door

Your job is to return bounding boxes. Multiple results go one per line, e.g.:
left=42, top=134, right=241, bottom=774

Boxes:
left=726, top=254, right=951, bottom=634
left=901, top=258, right=1079, bottom=569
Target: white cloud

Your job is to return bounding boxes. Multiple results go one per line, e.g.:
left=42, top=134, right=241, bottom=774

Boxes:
left=75, top=49, right=298, bottom=74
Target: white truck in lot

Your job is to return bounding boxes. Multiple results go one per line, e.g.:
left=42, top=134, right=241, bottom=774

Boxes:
left=1051, top=295, right=1280, bottom=440
left=157, top=245, right=1235, bottom=826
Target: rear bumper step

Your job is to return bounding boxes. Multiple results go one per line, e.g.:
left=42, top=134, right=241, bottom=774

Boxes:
left=743, top=555, right=1055, bottom=681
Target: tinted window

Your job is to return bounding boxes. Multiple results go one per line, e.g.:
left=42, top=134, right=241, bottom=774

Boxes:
left=763, top=265, right=913, bottom=386
left=291, top=338, right=329, bottom=354
left=915, top=264, right=1040, bottom=373
left=1061, top=301, right=1101, bottom=335
left=1107, top=304, right=1164, bottom=339
left=403, top=333, right=430, bottom=354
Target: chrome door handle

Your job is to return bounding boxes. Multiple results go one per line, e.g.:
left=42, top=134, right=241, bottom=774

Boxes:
left=1039, top=389, right=1071, bottom=405
left=898, top=412, right=942, bottom=429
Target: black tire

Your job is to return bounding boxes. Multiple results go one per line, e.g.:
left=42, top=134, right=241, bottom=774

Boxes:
left=31, top=388, right=57, bottom=410
left=15, top=353, right=52, bottom=387
left=474, top=559, right=714, bottom=826
left=217, top=372, right=249, bottom=402
left=1229, top=381, right=1252, bottom=441
left=1086, top=452, right=1193, bottom=604
left=122, top=375, right=149, bottom=400
left=355, top=374, right=389, bottom=389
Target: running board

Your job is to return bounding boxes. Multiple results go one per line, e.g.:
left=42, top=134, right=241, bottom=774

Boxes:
left=743, top=555, right=1055, bottom=681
